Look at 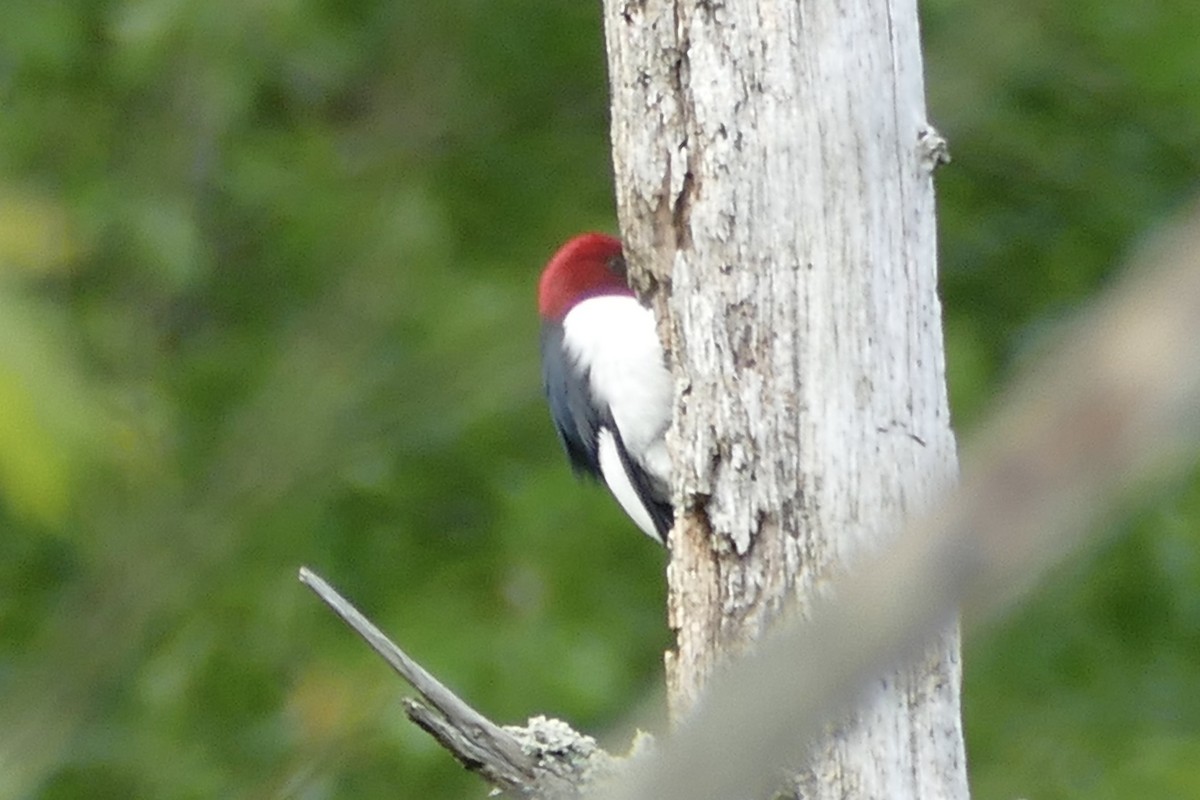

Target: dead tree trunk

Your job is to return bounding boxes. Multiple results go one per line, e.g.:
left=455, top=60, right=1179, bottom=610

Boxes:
left=603, top=1, right=970, bottom=797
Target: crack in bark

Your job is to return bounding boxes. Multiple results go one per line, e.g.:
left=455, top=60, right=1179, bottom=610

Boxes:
left=673, top=168, right=696, bottom=250
left=667, top=3, right=697, bottom=252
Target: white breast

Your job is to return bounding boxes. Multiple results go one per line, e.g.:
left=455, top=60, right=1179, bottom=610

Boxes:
left=561, top=295, right=672, bottom=486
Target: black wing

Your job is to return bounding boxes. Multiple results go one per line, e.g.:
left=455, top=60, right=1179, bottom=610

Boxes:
left=541, top=324, right=603, bottom=479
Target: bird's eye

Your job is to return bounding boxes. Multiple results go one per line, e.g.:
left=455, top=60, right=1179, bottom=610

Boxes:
left=607, top=253, right=628, bottom=280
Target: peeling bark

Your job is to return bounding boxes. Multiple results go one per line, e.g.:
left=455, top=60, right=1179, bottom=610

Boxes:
left=603, top=1, right=970, bottom=798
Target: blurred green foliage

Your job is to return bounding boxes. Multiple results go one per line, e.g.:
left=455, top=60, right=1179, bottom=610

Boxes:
left=0, top=0, right=1196, bottom=798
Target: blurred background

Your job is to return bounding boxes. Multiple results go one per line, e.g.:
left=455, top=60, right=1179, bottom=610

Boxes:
left=0, top=1, right=1198, bottom=798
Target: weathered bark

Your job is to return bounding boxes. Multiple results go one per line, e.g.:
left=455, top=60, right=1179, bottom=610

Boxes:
left=603, top=1, right=969, bottom=798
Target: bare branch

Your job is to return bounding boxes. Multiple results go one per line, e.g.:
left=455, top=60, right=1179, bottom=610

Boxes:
left=300, top=567, right=588, bottom=798
left=401, top=698, right=510, bottom=778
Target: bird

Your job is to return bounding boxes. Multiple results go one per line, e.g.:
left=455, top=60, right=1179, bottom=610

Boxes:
left=537, top=233, right=673, bottom=544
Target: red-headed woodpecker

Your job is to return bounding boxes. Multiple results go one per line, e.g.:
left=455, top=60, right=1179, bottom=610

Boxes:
left=538, top=233, right=673, bottom=544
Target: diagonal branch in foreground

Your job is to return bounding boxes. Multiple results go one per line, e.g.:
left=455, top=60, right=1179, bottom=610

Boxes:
left=594, top=205, right=1200, bottom=800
